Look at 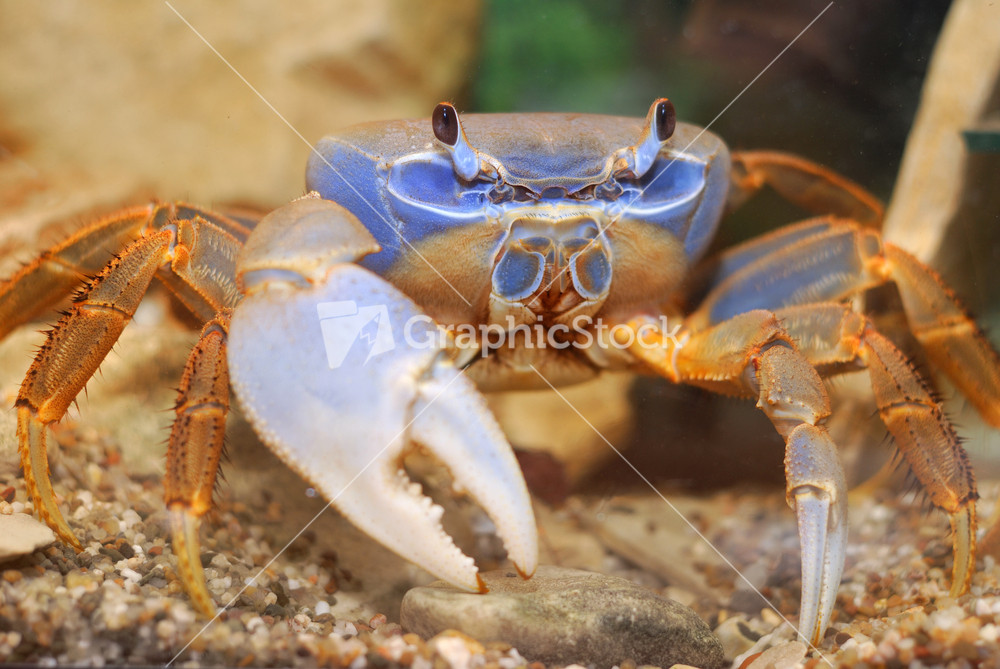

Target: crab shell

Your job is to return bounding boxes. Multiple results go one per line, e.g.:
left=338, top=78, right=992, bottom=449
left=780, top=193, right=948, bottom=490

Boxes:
left=305, top=110, right=730, bottom=332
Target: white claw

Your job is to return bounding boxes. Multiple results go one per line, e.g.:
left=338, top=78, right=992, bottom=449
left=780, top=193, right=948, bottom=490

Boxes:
left=411, top=362, right=538, bottom=583
left=228, top=262, right=537, bottom=591
left=784, top=424, right=848, bottom=646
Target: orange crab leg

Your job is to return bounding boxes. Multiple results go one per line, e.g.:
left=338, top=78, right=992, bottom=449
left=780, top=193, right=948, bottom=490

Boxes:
left=689, top=219, right=1000, bottom=430
left=0, top=204, right=252, bottom=339
left=16, top=228, right=175, bottom=547
left=152, top=205, right=250, bottom=322
left=165, top=311, right=232, bottom=616
left=775, top=303, right=977, bottom=596
left=12, top=205, right=244, bottom=553
left=884, top=245, right=1000, bottom=427
left=0, top=206, right=155, bottom=339
left=618, top=311, right=845, bottom=645
left=728, top=150, right=884, bottom=226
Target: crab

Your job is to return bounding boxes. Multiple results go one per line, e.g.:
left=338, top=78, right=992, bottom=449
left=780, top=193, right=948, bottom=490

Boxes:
left=2, top=98, right=999, bottom=646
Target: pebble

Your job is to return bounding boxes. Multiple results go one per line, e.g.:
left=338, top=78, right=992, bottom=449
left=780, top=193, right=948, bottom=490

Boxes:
left=744, top=640, right=806, bottom=669
left=401, top=566, right=724, bottom=668
left=428, top=630, right=485, bottom=669
left=714, top=615, right=763, bottom=659
left=0, top=513, right=56, bottom=560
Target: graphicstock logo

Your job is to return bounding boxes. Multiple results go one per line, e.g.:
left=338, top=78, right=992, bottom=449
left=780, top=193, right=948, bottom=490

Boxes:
left=316, top=301, right=395, bottom=368
left=317, top=300, right=685, bottom=369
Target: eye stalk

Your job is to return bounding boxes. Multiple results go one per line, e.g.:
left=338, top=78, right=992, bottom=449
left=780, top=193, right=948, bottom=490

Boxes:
left=431, top=102, right=498, bottom=182
left=612, top=97, right=676, bottom=179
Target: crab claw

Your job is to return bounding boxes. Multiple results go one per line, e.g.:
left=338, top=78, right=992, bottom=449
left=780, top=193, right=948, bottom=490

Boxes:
left=228, top=197, right=537, bottom=590
left=784, top=424, right=848, bottom=646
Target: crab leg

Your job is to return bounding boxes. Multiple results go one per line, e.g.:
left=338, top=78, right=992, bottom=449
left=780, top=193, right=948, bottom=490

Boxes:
left=0, top=204, right=252, bottom=339
left=728, top=151, right=884, bottom=226
left=885, top=245, right=1000, bottom=426
left=165, top=311, right=232, bottom=616
left=228, top=197, right=537, bottom=592
left=775, top=303, right=976, bottom=595
left=689, top=219, right=1000, bottom=429
left=16, top=229, right=175, bottom=547
left=618, top=311, right=846, bottom=645
left=13, top=206, right=245, bottom=552
left=0, top=206, right=154, bottom=340
left=682, top=216, right=842, bottom=310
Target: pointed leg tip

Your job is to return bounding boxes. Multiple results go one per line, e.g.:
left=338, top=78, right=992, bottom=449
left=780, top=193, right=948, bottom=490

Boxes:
left=476, top=573, right=489, bottom=594
left=65, top=533, right=83, bottom=552
left=792, top=487, right=845, bottom=655
left=169, top=507, right=217, bottom=617
left=38, top=506, right=83, bottom=551
left=513, top=561, right=535, bottom=581
left=949, top=503, right=976, bottom=597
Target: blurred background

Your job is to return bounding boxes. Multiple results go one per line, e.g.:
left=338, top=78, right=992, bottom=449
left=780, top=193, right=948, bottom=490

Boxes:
left=0, top=0, right=997, bottom=494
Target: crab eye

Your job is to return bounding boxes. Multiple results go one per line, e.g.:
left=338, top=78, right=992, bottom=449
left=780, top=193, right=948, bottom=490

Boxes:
left=654, top=98, right=676, bottom=142
left=432, top=102, right=460, bottom=146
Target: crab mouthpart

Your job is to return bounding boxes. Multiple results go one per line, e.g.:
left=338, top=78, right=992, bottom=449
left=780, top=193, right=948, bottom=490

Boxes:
left=491, top=215, right=613, bottom=320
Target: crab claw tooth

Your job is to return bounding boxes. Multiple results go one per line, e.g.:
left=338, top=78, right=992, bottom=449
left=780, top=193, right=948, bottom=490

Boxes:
left=229, top=257, right=537, bottom=592
left=410, top=362, right=538, bottom=585
left=784, top=424, right=848, bottom=646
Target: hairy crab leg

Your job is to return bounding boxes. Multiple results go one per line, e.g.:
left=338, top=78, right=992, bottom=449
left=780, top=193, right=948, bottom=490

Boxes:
left=165, top=311, right=233, bottom=617
left=16, top=228, right=176, bottom=547
left=617, top=311, right=846, bottom=645
left=884, top=245, right=1000, bottom=426
left=775, top=303, right=977, bottom=596
left=688, top=219, right=1000, bottom=430
left=152, top=205, right=249, bottom=322
left=0, top=204, right=252, bottom=340
left=0, top=206, right=155, bottom=340
left=12, top=206, right=244, bottom=558
left=728, top=151, right=884, bottom=226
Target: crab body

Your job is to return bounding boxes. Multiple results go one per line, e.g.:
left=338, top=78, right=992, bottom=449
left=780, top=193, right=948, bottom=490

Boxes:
left=303, top=110, right=728, bottom=390
left=4, top=100, right=1000, bottom=648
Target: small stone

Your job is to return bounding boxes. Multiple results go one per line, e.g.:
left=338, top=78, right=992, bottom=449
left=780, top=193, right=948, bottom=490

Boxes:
left=401, top=566, right=724, bottom=668
left=65, top=570, right=101, bottom=591
left=714, top=615, right=762, bottom=659
left=263, top=603, right=287, bottom=618
left=428, top=630, right=485, bottom=669
left=746, top=641, right=807, bottom=669
left=0, top=513, right=56, bottom=561
left=99, top=546, right=125, bottom=562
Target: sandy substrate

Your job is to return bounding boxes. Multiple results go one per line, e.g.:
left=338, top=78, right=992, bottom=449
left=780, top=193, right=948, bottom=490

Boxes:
left=2, top=428, right=1000, bottom=667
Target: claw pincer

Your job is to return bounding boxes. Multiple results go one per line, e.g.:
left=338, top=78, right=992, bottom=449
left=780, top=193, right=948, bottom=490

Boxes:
left=228, top=197, right=537, bottom=591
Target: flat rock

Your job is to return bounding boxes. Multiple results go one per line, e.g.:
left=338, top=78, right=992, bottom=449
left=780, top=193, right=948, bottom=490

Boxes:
left=400, top=566, right=724, bottom=668
left=0, top=513, right=56, bottom=561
